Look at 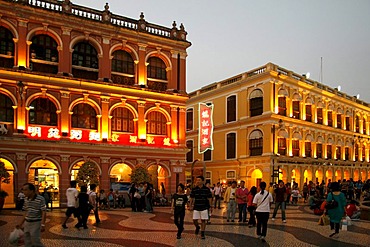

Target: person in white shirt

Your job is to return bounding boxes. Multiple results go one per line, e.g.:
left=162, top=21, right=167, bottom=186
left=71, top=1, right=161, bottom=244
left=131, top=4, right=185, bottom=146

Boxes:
left=62, top=180, right=79, bottom=229
left=213, top=182, right=222, bottom=209
left=252, top=181, right=273, bottom=242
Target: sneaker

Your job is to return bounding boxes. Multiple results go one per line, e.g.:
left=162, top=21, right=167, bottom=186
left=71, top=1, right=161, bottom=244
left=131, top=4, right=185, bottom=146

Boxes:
left=261, top=236, right=266, bottom=242
left=329, top=232, right=338, bottom=238
left=257, top=235, right=261, bottom=239
left=195, top=226, right=200, bottom=235
left=176, top=235, right=181, bottom=239
left=283, top=220, right=287, bottom=223
left=271, top=218, right=275, bottom=221
left=62, top=224, right=68, bottom=229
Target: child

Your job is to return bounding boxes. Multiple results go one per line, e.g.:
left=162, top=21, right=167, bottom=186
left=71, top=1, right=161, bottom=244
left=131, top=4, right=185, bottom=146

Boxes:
left=171, top=183, right=188, bottom=239
left=291, top=187, right=300, bottom=205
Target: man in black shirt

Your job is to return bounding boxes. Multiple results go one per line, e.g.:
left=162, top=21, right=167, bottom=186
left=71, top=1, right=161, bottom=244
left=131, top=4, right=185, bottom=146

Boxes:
left=189, top=175, right=213, bottom=239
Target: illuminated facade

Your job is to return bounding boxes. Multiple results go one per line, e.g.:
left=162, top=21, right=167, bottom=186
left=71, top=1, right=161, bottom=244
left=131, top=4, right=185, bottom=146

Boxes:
left=186, top=63, right=370, bottom=189
left=0, top=0, right=191, bottom=207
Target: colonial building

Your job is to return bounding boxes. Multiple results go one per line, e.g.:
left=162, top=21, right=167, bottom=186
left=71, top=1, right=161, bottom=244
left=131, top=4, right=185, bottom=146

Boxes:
left=0, top=0, right=191, bottom=207
left=186, top=62, right=370, bottom=189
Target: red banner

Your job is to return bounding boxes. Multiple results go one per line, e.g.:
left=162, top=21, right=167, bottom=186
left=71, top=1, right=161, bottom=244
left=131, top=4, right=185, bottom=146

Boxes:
left=198, top=103, right=214, bottom=154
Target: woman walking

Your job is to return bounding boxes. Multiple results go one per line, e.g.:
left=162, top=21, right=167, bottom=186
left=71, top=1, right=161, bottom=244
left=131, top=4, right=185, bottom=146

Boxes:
left=326, top=182, right=346, bottom=238
left=252, top=182, right=273, bottom=242
left=171, top=183, right=188, bottom=239
left=76, top=185, right=90, bottom=229
left=247, top=186, right=257, bottom=228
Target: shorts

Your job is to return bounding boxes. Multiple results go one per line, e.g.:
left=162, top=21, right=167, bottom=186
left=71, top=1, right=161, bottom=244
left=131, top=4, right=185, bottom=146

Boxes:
left=193, top=209, right=209, bottom=220
left=65, top=207, right=77, bottom=217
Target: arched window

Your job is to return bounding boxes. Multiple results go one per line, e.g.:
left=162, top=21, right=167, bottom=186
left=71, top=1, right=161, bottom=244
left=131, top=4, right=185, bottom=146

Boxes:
left=363, top=118, right=367, bottom=134
left=278, top=97, right=287, bottom=116
left=186, top=108, right=193, bottom=131
left=336, top=146, right=341, bottom=160
left=292, top=101, right=300, bottom=119
left=29, top=98, right=57, bottom=126
left=327, top=145, right=332, bottom=159
left=249, top=130, right=263, bottom=156
left=305, top=142, right=312, bottom=157
left=337, top=114, right=342, bottom=129
left=317, top=143, right=323, bottom=158
left=111, top=107, right=134, bottom=133
left=0, top=94, right=14, bottom=122
left=305, top=104, right=312, bottom=122
left=278, top=138, right=286, bottom=155
left=226, top=133, right=236, bottom=159
left=30, top=35, right=58, bottom=62
left=250, top=89, right=263, bottom=117
left=186, top=140, right=193, bottom=162
left=317, top=108, right=323, bottom=124
left=71, top=103, right=97, bottom=129
left=227, top=95, right=236, bottom=122
left=355, top=116, right=360, bottom=133
left=72, top=42, right=99, bottom=80
left=146, top=111, right=167, bottom=135
left=354, top=144, right=359, bottom=161
left=327, top=111, right=333, bottom=127
left=147, top=57, right=167, bottom=80
left=111, top=50, right=135, bottom=86
left=292, top=139, right=299, bottom=156
left=345, top=116, right=350, bottom=131
left=0, top=26, right=15, bottom=68
left=362, top=146, right=366, bottom=161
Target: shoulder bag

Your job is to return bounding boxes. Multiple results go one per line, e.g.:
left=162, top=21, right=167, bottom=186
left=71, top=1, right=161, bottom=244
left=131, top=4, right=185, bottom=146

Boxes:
left=325, top=192, right=338, bottom=210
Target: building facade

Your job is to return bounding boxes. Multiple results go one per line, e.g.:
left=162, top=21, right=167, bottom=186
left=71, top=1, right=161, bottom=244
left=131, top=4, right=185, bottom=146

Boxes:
left=0, top=0, right=191, bottom=207
left=186, top=63, right=370, bottom=189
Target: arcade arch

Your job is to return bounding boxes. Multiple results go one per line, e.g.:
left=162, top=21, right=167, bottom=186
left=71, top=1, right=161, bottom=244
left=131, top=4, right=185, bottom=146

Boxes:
left=0, top=158, right=15, bottom=207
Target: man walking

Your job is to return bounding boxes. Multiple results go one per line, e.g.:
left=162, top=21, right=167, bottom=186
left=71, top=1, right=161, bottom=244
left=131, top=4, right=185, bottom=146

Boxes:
left=272, top=180, right=287, bottom=223
left=236, top=180, right=249, bottom=223
left=224, top=181, right=238, bottom=222
left=62, top=180, right=78, bottom=229
left=189, top=176, right=213, bottom=239
left=89, top=184, right=101, bottom=224
left=213, top=182, right=222, bottom=209
left=17, top=183, right=46, bottom=247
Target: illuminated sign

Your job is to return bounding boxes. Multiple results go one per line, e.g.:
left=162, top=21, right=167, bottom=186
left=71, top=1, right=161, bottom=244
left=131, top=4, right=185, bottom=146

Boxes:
left=198, top=103, right=214, bottom=154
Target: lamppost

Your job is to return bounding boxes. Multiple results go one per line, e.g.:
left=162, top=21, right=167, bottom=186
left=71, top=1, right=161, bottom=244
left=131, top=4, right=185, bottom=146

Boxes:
left=271, top=119, right=284, bottom=184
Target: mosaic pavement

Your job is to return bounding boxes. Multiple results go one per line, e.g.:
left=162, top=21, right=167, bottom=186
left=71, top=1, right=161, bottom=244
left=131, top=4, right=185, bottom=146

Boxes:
left=0, top=203, right=369, bottom=247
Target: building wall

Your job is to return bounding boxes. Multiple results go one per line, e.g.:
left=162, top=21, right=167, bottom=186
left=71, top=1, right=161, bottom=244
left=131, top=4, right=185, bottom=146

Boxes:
left=186, top=63, right=370, bottom=189
left=0, top=0, right=191, bottom=207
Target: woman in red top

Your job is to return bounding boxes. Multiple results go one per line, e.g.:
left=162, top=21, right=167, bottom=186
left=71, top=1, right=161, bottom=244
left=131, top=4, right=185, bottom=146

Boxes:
left=247, top=186, right=257, bottom=227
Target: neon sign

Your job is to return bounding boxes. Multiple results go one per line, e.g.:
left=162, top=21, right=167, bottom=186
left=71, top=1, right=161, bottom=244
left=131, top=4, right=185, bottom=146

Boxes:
left=198, top=103, right=214, bottom=154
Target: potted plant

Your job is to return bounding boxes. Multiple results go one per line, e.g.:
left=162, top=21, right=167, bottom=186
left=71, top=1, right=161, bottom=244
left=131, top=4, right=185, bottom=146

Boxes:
left=0, top=161, right=10, bottom=212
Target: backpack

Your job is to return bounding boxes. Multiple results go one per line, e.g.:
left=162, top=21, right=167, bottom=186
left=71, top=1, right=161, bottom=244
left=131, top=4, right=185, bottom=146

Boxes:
left=325, top=192, right=339, bottom=210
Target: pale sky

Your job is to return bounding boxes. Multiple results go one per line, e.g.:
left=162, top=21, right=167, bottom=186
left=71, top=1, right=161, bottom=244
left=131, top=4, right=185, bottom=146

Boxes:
left=73, top=0, right=370, bottom=102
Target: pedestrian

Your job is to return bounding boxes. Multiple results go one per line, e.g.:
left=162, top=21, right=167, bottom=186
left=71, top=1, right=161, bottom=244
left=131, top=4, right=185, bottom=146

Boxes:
left=75, top=185, right=90, bottom=229
left=16, top=183, right=47, bottom=247
left=171, top=183, right=188, bottom=239
left=224, top=181, right=237, bottom=222
left=205, top=182, right=214, bottom=224
left=62, top=180, right=79, bottom=229
left=144, top=182, right=153, bottom=212
left=129, top=183, right=138, bottom=212
left=213, top=182, right=222, bottom=209
left=252, top=181, right=273, bottom=242
left=326, top=182, right=346, bottom=238
left=236, top=180, right=249, bottom=223
left=189, top=175, right=213, bottom=239
left=272, top=180, right=287, bottom=223
left=247, top=186, right=257, bottom=228
left=16, top=188, right=25, bottom=211
left=88, top=184, right=101, bottom=224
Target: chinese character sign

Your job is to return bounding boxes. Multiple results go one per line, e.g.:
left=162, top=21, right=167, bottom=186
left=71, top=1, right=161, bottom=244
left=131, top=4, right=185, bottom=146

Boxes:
left=198, top=103, right=214, bottom=154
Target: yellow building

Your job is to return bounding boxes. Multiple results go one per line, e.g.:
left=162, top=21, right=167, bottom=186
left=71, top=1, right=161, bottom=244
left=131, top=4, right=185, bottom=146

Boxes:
left=186, top=62, right=370, bottom=189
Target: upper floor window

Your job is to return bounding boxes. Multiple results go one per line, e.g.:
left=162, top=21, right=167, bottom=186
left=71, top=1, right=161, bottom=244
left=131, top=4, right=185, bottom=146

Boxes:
left=278, top=97, right=287, bottom=116
left=327, top=111, right=333, bottom=127
left=111, top=107, right=134, bottom=133
left=354, top=144, right=359, bottom=161
left=249, top=130, right=263, bottom=156
left=186, top=140, right=193, bottom=162
left=345, top=116, right=350, bottom=131
left=227, top=95, right=236, bottom=122
left=71, top=103, right=97, bottom=129
left=226, top=133, right=236, bottom=159
left=292, top=140, right=299, bottom=156
left=147, top=57, right=167, bottom=80
left=72, top=42, right=99, bottom=69
left=337, top=114, right=342, bottom=129
left=278, top=138, right=286, bottom=155
left=226, top=170, right=236, bottom=179
left=29, top=98, right=57, bottom=126
left=362, top=146, right=366, bottom=161
left=316, top=143, right=323, bottom=158
left=292, top=101, right=300, bottom=119
left=0, top=94, right=14, bottom=122
left=363, top=118, right=367, bottom=134
left=186, top=108, right=193, bottom=131
left=355, top=116, right=360, bottom=133
left=317, top=108, right=323, bottom=124
left=112, top=50, right=134, bottom=74
left=345, top=147, right=350, bottom=160
left=250, top=89, right=263, bottom=117
left=305, top=142, right=312, bottom=157
left=305, top=105, right=312, bottom=122
left=30, top=35, right=58, bottom=62
left=146, top=111, right=167, bottom=135
left=0, top=26, right=14, bottom=56
left=336, top=146, right=341, bottom=160
left=204, top=149, right=212, bottom=161
left=327, top=145, right=332, bottom=159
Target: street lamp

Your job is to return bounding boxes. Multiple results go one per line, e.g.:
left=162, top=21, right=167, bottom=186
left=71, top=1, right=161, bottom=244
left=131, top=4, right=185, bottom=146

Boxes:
left=271, top=119, right=285, bottom=184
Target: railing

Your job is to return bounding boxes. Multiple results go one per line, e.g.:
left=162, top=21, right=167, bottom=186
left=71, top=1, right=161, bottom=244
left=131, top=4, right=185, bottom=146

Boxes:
left=111, top=15, right=137, bottom=30
left=71, top=6, right=102, bottom=21
left=146, top=23, right=171, bottom=38
left=28, top=0, right=62, bottom=12
left=220, top=75, right=242, bottom=87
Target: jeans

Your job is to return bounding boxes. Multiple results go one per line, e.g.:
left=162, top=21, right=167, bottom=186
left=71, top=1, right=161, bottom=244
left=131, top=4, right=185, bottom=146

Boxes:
left=238, top=203, right=247, bottom=222
left=227, top=200, right=237, bottom=220
left=174, top=210, right=185, bottom=236
left=256, top=212, right=269, bottom=237
left=24, top=221, right=44, bottom=247
left=248, top=206, right=256, bottom=226
left=214, top=195, right=221, bottom=208
left=272, top=201, right=286, bottom=220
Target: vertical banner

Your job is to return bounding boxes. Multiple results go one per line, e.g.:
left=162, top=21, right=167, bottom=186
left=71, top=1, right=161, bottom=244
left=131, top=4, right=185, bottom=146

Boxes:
left=198, top=103, right=214, bottom=154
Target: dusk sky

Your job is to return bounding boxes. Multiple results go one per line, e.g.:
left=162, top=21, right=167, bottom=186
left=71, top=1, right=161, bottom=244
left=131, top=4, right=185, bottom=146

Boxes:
left=73, top=0, right=370, bottom=102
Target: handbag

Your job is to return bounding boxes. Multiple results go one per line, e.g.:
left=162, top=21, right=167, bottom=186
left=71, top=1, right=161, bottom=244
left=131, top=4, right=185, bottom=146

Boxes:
left=9, top=228, right=24, bottom=245
left=318, top=214, right=330, bottom=226
left=325, top=192, right=338, bottom=210
left=134, top=192, right=141, bottom=199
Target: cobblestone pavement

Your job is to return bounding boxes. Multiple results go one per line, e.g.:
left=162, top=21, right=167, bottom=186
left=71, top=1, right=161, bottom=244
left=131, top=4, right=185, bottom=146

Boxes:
left=1, top=203, right=369, bottom=247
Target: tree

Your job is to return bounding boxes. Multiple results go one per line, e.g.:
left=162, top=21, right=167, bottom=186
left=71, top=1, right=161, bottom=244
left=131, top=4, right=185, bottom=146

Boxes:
left=76, top=161, right=100, bottom=187
left=0, top=161, right=10, bottom=198
left=129, top=164, right=151, bottom=184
